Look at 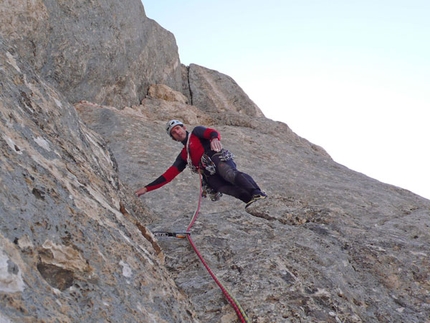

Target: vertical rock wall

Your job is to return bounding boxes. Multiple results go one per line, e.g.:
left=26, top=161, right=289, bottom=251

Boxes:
left=0, top=0, right=182, bottom=107
left=0, top=39, right=197, bottom=323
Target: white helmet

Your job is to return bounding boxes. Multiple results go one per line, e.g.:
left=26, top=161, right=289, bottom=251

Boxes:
left=166, top=119, right=184, bottom=136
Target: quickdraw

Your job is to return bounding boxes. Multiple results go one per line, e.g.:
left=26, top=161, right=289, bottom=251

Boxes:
left=218, top=149, right=234, bottom=162
left=152, top=231, right=190, bottom=239
left=201, top=176, right=222, bottom=201
left=200, top=154, right=216, bottom=175
left=152, top=170, right=250, bottom=322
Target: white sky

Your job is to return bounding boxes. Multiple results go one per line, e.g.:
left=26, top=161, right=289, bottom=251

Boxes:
left=142, top=0, right=430, bottom=200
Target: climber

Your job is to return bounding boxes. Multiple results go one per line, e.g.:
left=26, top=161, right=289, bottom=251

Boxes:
left=135, top=120, right=267, bottom=208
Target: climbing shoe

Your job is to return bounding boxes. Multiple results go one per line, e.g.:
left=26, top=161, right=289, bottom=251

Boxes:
left=245, top=191, right=267, bottom=208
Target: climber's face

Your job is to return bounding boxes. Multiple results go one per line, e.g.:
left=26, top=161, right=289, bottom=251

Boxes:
left=170, top=125, right=186, bottom=142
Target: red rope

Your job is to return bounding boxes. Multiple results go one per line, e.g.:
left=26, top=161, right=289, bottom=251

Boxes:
left=185, top=171, right=250, bottom=323
left=186, top=172, right=203, bottom=231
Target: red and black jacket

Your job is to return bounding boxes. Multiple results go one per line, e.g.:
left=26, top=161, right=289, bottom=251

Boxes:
left=145, top=126, right=220, bottom=192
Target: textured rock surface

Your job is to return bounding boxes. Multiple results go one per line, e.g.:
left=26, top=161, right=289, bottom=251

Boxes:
left=0, top=39, right=197, bottom=323
left=187, top=63, right=264, bottom=117
left=0, top=0, right=182, bottom=107
left=77, top=94, right=430, bottom=323
left=1, top=0, right=430, bottom=322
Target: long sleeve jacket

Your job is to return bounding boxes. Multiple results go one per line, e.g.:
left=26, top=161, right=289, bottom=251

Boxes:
left=144, top=126, right=220, bottom=192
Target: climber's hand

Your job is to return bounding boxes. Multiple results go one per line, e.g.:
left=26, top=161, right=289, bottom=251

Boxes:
left=135, top=187, right=148, bottom=197
left=210, top=138, right=222, bottom=152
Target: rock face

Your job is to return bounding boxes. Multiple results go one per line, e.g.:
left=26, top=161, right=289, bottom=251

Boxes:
left=0, top=0, right=182, bottom=107
left=0, top=39, right=197, bottom=323
left=1, top=1, right=430, bottom=323
left=76, top=92, right=430, bottom=323
left=186, top=63, right=264, bottom=117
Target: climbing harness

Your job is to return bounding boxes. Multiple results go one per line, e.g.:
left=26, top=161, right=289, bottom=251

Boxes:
left=153, top=170, right=250, bottom=322
left=201, top=149, right=234, bottom=175
left=186, top=134, right=222, bottom=201
left=199, top=149, right=233, bottom=201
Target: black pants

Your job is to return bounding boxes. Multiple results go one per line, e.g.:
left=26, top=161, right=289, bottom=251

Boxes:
left=203, top=152, right=261, bottom=203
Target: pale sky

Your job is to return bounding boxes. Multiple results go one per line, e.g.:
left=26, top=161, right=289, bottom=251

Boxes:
left=142, top=1, right=430, bottom=200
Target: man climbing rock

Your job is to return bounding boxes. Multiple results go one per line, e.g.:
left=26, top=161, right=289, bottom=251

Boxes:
left=135, top=120, right=267, bottom=208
